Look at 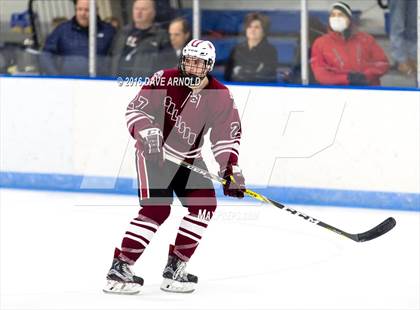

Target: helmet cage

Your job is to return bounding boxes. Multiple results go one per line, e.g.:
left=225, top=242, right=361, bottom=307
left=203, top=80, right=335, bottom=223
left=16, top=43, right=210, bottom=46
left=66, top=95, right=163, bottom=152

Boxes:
left=179, top=55, right=213, bottom=79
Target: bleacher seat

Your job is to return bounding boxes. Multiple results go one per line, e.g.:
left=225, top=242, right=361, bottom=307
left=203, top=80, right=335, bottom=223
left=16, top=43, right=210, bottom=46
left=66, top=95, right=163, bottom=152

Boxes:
left=211, top=37, right=239, bottom=64
left=202, top=10, right=248, bottom=34
left=268, top=37, right=298, bottom=66
left=178, top=8, right=361, bottom=35
left=208, top=37, right=298, bottom=67
left=179, top=9, right=246, bottom=34
left=263, top=10, right=300, bottom=34
left=211, top=67, right=225, bottom=81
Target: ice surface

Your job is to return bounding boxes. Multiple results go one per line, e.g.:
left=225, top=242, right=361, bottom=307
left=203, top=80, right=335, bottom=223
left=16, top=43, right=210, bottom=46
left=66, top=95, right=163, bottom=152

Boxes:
left=1, top=189, right=419, bottom=310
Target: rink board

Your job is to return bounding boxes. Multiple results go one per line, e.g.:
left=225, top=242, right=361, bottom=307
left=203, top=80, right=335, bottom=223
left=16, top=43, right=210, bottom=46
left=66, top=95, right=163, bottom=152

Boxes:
left=0, top=76, right=419, bottom=210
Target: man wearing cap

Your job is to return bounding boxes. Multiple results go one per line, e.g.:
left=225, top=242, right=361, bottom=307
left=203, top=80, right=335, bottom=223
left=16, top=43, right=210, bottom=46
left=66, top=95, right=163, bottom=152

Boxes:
left=310, top=1, right=389, bottom=86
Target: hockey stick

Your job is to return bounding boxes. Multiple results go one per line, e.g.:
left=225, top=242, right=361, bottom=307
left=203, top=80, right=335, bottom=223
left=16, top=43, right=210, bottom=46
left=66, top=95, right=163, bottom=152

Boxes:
left=165, top=153, right=396, bottom=242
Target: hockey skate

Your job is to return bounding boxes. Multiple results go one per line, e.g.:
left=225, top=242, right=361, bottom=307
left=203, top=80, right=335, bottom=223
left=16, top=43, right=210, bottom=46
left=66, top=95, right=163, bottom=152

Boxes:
left=103, top=258, right=144, bottom=295
left=160, top=255, right=198, bottom=293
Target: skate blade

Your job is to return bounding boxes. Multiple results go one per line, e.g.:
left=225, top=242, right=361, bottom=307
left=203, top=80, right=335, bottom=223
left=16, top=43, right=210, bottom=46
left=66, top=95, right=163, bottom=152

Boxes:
left=160, top=278, right=196, bottom=293
left=103, top=280, right=141, bottom=295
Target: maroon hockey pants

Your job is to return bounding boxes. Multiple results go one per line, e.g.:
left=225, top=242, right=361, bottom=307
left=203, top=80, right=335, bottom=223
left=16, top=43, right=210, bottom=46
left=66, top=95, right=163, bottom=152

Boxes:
left=114, top=152, right=217, bottom=264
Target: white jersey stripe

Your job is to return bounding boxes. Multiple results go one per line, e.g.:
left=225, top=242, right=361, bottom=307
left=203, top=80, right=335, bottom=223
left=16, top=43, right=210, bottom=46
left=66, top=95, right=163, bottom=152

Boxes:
left=136, top=150, right=150, bottom=199
left=125, top=110, right=146, bottom=117
left=211, top=142, right=240, bottom=153
left=127, top=115, right=149, bottom=128
left=211, top=139, right=240, bottom=147
left=127, top=223, right=156, bottom=242
left=185, top=214, right=209, bottom=226
left=213, top=148, right=239, bottom=158
left=126, top=109, right=155, bottom=121
left=141, top=152, right=150, bottom=199
left=121, top=247, right=144, bottom=254
left=125, top=110, right=151, bottom=120
left=127, top=115, right=151, bottom=129
left=164, top=147, right=201, bottom=159
left=124, top=233, right=148, bottom=248
left=164, top=143, right=202, bottom=156
left=180, top=218, right=207, bottom=237
left=178, top=230, right=201, bottom=242
left=131, top=218, right=158, bottom=231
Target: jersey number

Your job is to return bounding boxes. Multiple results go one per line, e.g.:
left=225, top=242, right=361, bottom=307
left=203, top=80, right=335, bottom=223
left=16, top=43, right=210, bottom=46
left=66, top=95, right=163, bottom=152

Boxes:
left=230, top=122, right=240, bottom=139
left=129, top=95, right=149, bottom=110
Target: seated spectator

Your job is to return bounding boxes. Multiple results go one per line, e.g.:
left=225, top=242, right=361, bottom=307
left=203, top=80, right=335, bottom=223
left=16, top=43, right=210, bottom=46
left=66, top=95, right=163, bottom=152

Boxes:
left=111, top=0, right=171, bottom=78
left=159, top=17, right=191, bottom=68
left=311, top=2, right=389, bottom=86
left=169, top=17, right=191, bottom=58
left=104, top=16, right=121, bottom=31
left=39, top=0, right=115, bottom=76
left=51, top=17, right=68, bottom=30
left=224, top=12, right=278, bottom=83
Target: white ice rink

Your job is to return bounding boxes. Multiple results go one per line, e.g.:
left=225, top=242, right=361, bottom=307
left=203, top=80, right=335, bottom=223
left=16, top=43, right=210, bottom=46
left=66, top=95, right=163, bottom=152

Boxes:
left=0, top=188, right=419, bottom=310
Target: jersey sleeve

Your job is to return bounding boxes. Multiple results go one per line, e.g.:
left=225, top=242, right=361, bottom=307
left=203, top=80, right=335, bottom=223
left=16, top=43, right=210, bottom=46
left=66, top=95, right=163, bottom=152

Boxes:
left=125, top=71, right=164, bottom=139
left=209, top=88, right=242, bottom=171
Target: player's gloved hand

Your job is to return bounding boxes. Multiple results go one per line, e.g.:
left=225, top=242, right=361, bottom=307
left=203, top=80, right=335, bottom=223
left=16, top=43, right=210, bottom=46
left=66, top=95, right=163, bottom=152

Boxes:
left=138, top=127, right=164, bottom=165
left=219, top=165, right=246, bottom=199
left=347, top=72, right=368, bottom=86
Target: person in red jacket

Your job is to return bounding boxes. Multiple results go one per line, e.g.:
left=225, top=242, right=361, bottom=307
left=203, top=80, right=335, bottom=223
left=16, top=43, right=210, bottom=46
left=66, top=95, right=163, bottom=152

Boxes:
left=311, top=1, right=389, bottom=86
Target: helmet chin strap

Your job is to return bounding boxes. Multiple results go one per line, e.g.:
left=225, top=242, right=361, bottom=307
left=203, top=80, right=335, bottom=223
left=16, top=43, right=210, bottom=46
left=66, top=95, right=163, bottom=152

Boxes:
left=189, top=76, right=208, bottom=90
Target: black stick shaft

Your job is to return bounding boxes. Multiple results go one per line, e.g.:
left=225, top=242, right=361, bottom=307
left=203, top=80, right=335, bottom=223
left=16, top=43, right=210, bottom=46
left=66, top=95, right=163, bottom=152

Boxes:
left=165, top=153, right=396, bottom=242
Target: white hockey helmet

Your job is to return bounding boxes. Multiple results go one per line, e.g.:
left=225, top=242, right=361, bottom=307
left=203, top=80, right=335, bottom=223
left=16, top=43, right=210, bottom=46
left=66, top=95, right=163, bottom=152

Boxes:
left=179, top=39, right=216, bottom=77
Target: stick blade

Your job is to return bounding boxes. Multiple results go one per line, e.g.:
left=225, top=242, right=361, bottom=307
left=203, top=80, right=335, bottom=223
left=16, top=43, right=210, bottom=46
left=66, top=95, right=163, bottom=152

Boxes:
left=355, top=217, right=396, bottom=242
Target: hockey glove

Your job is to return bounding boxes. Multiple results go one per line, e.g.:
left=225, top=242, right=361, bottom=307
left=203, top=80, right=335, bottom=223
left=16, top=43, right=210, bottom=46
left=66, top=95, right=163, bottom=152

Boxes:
left=347, top=72, right=368, bottom=86
left=138, top=127, right=164, bottom=164
left=219, top=165, right=246, bottom=199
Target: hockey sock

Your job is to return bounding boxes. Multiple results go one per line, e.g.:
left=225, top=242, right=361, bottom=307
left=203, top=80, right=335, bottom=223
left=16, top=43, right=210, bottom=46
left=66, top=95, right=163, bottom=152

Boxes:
left=115, top=205, right=170, bottom=264
left=171, top=211, right=213, bottom=261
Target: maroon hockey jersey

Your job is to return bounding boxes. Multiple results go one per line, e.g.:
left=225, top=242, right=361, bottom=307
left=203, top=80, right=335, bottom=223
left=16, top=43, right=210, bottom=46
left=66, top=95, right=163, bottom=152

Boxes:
left=126, top=69, right=242, bottom=170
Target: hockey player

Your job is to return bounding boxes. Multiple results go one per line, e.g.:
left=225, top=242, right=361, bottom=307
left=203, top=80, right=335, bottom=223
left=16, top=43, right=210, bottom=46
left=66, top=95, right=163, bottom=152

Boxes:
left=103, top=39, right=246, bottom=294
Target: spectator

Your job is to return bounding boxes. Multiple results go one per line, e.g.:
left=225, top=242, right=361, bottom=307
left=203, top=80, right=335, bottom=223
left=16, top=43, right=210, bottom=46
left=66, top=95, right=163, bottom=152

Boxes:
left=39, top=0, right=115, bottom=76
left=169, top=17, right=191, bottom=58
left=51, top=17, right=68, bottom=30
left=224, top=12, right=278, bottom=83
left=311, top=2, right=389, bottom=86
left=104, top=16, right=121, bottom=31
left=111, top=0, right=171, bottom=78
left=158, top=17, right=191, bottom=69
left=389, top=0, right=417, bottom=76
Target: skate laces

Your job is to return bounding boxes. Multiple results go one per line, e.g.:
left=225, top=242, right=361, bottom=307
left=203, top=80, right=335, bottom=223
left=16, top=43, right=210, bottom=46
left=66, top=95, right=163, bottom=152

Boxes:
left=114, top=259, right=134, bottom=281
left=173, top=261, right=187, bottom=280
left=121, top=262, right=133, bottom=276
